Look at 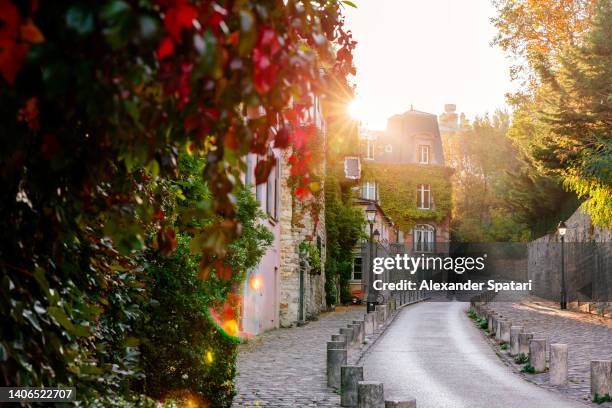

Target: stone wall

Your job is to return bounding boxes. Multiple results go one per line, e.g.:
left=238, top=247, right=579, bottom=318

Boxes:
left=278, top=149, right=327, bottom=327
left=528, top=206, right=611, bottom=317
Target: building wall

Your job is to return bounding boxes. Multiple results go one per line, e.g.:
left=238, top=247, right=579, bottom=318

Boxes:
left=241, top=152, right=282, bottom=336
left=278, top=148, right=327, bottom=326
left=528, top=206, right=611, bottom=317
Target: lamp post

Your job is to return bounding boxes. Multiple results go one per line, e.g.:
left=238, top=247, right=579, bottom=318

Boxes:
left=557, top=221, right=567, bottom=310
left=365, top=203, right=377, bottom=312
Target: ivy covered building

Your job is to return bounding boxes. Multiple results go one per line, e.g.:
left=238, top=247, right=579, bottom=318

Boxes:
left=349, top=107, right=453, bottom=301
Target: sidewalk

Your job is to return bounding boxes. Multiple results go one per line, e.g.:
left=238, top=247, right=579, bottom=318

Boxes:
left=232, top=306, right=367, bottom=407
left=486, top=297, right=612, bottom=406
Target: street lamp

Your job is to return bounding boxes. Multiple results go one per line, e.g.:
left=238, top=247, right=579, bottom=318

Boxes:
left=365, top=203, right=377, bottom=312
left=558, top=221, right=567, bottom=310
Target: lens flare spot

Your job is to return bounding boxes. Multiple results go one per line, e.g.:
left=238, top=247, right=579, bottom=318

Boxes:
left=223, top=319, right=239, bottom=337
left=205, top=350, right=213, bottom=364
left=249, top=275, right=263, bottom=291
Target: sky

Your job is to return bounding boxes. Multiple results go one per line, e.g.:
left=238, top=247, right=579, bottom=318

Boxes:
left=343, top=0, right=517, bottom=130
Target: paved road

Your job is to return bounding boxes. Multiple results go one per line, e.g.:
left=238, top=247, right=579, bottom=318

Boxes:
left=361, top=301, right=586, bottom=408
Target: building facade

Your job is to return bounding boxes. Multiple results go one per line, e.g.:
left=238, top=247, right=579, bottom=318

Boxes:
left=240, top=99, right=328, bottom=336
left=349, top=107, right=454, bottom=301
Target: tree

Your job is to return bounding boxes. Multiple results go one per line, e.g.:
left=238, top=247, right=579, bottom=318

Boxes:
left=0, top=0, right=354, bottom=403
left=445, top=111, right=575, bottom=241
left=493, top=0, right=611, bottom=227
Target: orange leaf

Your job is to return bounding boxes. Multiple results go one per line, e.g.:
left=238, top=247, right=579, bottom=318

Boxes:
left=20, top=20, right=44, bottom=44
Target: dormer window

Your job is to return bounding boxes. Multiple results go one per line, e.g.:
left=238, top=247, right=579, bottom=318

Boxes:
left=418, top=144, right=430, bottom=164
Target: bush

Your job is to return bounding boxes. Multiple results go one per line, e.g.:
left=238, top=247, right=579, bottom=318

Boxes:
left=138, top=235, right=237, bottom=407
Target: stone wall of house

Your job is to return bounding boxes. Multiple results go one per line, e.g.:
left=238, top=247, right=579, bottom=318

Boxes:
left=278, top=149, right=327, bottom=327
left=528, top=206, right=611, bottom=317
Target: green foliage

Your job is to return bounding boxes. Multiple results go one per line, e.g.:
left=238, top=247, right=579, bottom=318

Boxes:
left=1, top=0, right=353, bottom=403
left=494, top=0, right=612, bottom=228
left=445, top=111, right=576, bottom=241
left=468, top=309, right=478, bottom=320
left=500, top=342, right=510, bottom=350
left=300, top=241, right=322, bottom=275
left=137, top=160, right=272, bottom=407
left=514, top=353, right=529, bottom=364
left=521, top=363, right=536, bottom=374
left=324, top=174, right=365, bottom=305
left=593, top=393, right=612, bottom=404
left=139, top=236, right=237, bottom=407
left=362, top=163, right=453, bottom=232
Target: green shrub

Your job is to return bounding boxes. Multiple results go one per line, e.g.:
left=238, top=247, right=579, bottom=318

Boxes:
left=521, top=363, right=536, bottom=374
left=138, top=235, right=237, bottom=407
left=593, top=393, right=612, bottom=404
left=514, top=353, right=529, bottom=364
left=500, top=342, right=509, bottom=350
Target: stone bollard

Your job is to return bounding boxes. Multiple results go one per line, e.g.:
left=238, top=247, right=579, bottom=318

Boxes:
left=365, top=313, right=376, bottom=335
left=385, top=399, right=416, bottom=408
left=529, top=339, right=547, bottom=373
left=375, top=305, right=384, bottom=324
left=518, top=333, right=533, bottom=356
left=591, top=360, right=612, bottom=397
left=550, top=343, right=568, bottom=385
left=353, top=320, right=365, bottom=344
left=358, top=381, right=384, bottom=408
left=488, top=315, right=496, bottom=334
left=328, top=341, right=346, bottom=350
left=340, top=328, right=354, bottom=348
left=495, top=319, right=504, bottom=341
left=510, top=326, right=524, bottom=355
left=348, top=323, right=360, bottom=346
left=327, top=347, right=347, bottom=389
left=341, top=365, right=364, bottom=407
left=333, top=334, right=348, bottom=350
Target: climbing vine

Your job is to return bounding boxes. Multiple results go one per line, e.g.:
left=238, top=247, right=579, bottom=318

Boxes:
left=362, top=163, right=453, bottom=232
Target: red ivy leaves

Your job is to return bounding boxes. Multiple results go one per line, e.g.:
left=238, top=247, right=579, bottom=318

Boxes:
left=156, top=0, right=196, bottom=60
left=253, top=27, right=281, bottom=95
left=0, top=0, right=44, bottom=83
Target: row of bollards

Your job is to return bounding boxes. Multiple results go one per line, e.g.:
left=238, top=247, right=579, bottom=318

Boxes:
left=471, top=298, right=612, bottom=399
left=326, top=292, right=424, bottom=407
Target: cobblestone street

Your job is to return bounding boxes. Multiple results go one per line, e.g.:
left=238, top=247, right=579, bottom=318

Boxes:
left=486, top=297, right=612, bottom=406
left=232, top=306, right=368, bottom=407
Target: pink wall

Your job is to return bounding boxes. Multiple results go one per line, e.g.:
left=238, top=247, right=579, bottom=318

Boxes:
left=240, top=152, right=282, bottom=336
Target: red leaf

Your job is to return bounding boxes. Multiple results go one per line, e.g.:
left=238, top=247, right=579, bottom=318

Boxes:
left=273, top=127, right=290, bottom=149
left=156, top=36, right=175, bottom=60
left=295, top=186, right=309, bottom=200
left=164, top=1, right=196, bottom=40
left=254, top=155, right=276, bottom=185
left=157, top=226, right=177, bottom=256
left=0, top=37, right=27, bottom=84
left=0, top=0, right=20, bottom=39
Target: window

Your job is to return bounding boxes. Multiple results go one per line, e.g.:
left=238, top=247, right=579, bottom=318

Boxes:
left=413, top=224, right=435, bottom=252
left=255, top=153, right=279, bottom=219
left=418, top=145, right=430, bottom=164
left=266, top=167, right=274, bottom=216
left=416, top=184, right=431, bottom=209
left=365, top=139, right=375, bottom=160
left=385, top=144, right=393, bottom=153
left=352, top=257, right=363, bottom=281
left=362, top=181, right=377, bottom=200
